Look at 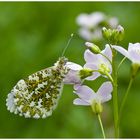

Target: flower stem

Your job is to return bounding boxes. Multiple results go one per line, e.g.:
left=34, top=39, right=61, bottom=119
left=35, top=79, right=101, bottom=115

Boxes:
left=106, top=72, right=114, bottom=84
left=111, top=48, right=119, bottom=138
left=119, top=77, right=134, bottom=120
left=117, top=57, right=126, bottom=72
left=100, top=52, right=112, bottom=65
left=97, top=114, right=106, bottom=138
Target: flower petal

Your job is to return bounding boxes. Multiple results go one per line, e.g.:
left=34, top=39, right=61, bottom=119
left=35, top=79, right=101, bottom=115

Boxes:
left=85, top=72, right=100, bottom=81
left=84, top=63, right=98, bottom=70
left=109, top=17, right=118, bottom=28
left=112, top=45, right=129, bottom=59
left=91, top=28, right=102, bottom=40
left=79, top=28, right=93, bottom=41
left=90, top=12, right=105, bottom=26
left=76, top=12, right=105, bottom=28
left=84, top=63, right=100, bottom=80
left=76, top=13, right=91, bottom=28
left=102, top=44, right=112, bottom=62
left=74, top=84, right=82, bottom=90
left=97, top=81, right=113, bottom=103
left=63, top=70, right=81, bottom=84
left=73, top=98, right=90, bottom=106
left=99, top=45, right=112, bottom=74
left=128, top=43, right=140, bottom=52
left=75, top=85, right=96, bottom=102
left=128, top=43, right=140, bottom=64
left=84, top=49, right=99, bottom=64
left=129, top=51, right=140, bottom=64
left=66, top=62, right=83, bottom=70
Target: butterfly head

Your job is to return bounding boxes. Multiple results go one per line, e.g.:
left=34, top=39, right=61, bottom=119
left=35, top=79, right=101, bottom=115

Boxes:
left=54, top=57, right=68, bottom=69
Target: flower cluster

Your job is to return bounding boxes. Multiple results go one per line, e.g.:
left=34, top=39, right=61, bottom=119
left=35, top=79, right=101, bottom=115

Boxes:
left=64, top=42, right=113, bottom=113
left=76, top=11, right=119, bottom=42
left=65, top=14, right=140, bottom=137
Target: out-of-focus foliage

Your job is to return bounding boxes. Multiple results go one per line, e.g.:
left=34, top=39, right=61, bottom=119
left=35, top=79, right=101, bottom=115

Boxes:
left=0, top=2, right=140, bottom=138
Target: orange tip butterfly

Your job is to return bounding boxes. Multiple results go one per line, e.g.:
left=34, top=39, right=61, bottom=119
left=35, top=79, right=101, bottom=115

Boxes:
left=6, top=34, right=74, bottom=119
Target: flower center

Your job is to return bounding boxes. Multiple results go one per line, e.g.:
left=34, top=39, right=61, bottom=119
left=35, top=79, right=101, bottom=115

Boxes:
left=99, top=63, right=110, bottom=74
left=79, top=68, right=93, bottom=79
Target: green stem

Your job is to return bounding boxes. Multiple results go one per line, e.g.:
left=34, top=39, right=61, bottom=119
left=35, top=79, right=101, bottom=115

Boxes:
left=100, top=52, right=112, bottom=65
left=97, top=114, right=106, bottom=138
left=117, top=57, right=126, bottom=73
left=119, top=77, right=134, bottom=120
left=111, top=48, right=119, bottom=138
left=106, top=72, right=114, bottom=84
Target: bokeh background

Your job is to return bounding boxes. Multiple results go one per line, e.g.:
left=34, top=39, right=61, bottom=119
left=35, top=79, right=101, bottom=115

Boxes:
left=0, top=2, right=140, bottom=138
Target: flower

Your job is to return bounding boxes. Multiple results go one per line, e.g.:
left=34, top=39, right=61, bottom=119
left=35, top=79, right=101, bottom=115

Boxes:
left=76, top=12, right=105, bottom=28
left=113, top=43, right=140, bottom=65
left=73, top=81, right=113, bottom=113
left=64, top=62, right=94, bottom=85
left=64, top=43, right=112, bottom=83
left=79, top=27, right=103, bottom=41
left=63, top=62, right=83, bottom=84
left=76, top=11, right=119, bottom=41
left=84, top=43, right=112, bottom=80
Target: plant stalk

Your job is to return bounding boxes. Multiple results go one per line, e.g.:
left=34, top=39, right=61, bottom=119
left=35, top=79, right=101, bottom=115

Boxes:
left=112, top=49, right=119, bottom=138
left=119, top=77, right=134, bottom=120
left=97, top=114, right=106, bottom=138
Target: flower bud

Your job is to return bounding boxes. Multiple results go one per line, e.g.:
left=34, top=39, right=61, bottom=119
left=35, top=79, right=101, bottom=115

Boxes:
left=102, top=27, right=111, bottom=40
left=91, top=101, right=103, bottom=114
left=79, top=68, right=93, bottom=79
left=85, top=42, right=101, bottom=54
left=116, top=25, right=124, bottom=42
left=102, top=25, right=124, bottom=44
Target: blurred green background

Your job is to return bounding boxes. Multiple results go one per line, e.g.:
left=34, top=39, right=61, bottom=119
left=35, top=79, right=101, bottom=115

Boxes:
left=0, top=2, right=140, bottom=138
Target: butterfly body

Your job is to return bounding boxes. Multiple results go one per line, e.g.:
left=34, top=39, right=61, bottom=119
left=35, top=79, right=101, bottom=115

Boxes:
left=6, top=57, right=68, bottom=119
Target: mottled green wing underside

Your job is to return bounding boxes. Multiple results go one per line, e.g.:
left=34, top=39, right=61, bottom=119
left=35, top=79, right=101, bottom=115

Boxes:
left=6, top=57, right=68, bottom=119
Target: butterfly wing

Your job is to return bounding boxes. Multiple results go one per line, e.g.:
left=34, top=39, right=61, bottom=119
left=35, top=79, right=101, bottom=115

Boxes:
left=6, top=57, right=68, bottom=119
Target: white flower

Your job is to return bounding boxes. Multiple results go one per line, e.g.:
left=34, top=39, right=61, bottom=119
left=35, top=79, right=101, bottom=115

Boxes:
left=63, top=44, right=112, bottom=85
left=108, top=17, right=119, bottom=28
left=64, top=61, right=95, bottom=85
left=79, top=27, right=102, bottom=41
left=113, top=43, right=140, bottom=64
left=73, top=81, right=112, bottom=106
left=63, top=62, right=83, bottom=84
left=84, top=44, right=112, bottom=80
left=76, top=11, right=119, bottom=41
left=76, top=12, right=105, bottom=28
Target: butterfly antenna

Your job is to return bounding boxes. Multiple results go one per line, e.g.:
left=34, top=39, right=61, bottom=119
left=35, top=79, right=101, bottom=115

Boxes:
left=61, top=33, right=74, bottom=57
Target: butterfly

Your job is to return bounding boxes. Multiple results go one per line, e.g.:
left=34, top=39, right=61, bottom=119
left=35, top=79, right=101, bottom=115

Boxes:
left=6, top=57, right=69, bottom=119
